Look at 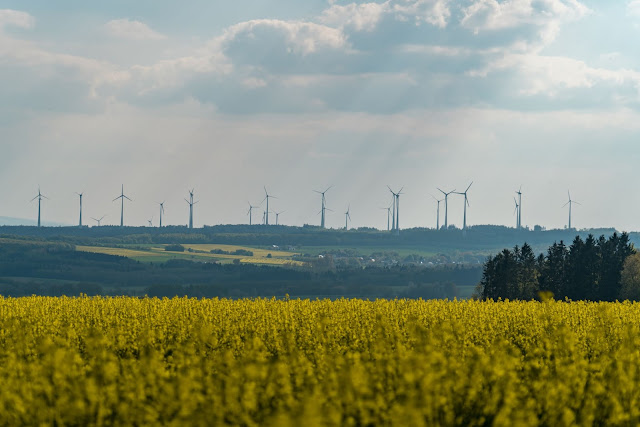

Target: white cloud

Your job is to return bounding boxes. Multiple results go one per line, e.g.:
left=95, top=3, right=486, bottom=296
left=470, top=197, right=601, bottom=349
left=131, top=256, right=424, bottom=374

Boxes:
left=628, top=0, right=640, bottom=17
left=471, top=53, right=640, bottom=98
left=221, top=19, right=347, bottom=55
left=320, top=0, right=453, bottom=32
left=461, top=0, right=589, bottom=33
left=105, top=19, right=166, bottom=41
left=392, top=0, right=452, bottom=28
left=0, top=9, right=34, bottom=29
left=320, top=2, right=389, bottom=31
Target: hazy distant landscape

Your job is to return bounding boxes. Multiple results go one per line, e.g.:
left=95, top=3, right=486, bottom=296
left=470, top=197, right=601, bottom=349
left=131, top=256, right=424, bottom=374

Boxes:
left=0, top=223, right=635, bottom=300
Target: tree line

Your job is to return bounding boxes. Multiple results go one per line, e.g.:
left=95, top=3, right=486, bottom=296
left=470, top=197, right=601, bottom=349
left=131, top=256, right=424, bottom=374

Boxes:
left=477, top=233, right=637, bottom=301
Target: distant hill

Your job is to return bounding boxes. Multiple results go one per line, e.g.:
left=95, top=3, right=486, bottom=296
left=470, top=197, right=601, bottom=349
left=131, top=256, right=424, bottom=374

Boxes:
left=0, top=217, right=69, bottom=227
left=0, top=223, right=630, bottom=254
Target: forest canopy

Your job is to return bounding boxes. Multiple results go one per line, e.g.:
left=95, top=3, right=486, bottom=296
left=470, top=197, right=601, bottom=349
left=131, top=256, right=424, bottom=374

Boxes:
left=477, top=233, right=635, bottom=301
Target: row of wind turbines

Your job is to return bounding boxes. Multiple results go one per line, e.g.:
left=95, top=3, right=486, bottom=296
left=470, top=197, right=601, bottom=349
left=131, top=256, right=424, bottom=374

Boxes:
left=27, top=183, right=582, bottom=231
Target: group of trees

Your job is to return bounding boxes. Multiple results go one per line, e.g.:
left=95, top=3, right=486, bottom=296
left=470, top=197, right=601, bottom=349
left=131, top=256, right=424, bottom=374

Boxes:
left=478, top=233, right=636, bottom=301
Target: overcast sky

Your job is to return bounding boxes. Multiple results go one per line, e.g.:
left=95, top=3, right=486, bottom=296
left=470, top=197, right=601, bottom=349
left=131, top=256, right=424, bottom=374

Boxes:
left=1, top=0, right=640, bottom=230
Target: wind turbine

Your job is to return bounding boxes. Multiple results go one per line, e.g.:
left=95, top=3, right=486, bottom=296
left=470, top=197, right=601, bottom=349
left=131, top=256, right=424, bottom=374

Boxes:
left=513, top=198, right=519, bottom=229
left=113, top=185, right=132, bottom=227
left=515, top=185, right=522, bottom=230
left=147, top=216, right=154, bottom=227
left=454, top=182, right=473, bottom=232
left=344, top=205, right=351, bottom=230
left=91, top=215, right=106, bottom=226
left=158, top=202, right=165, bottom=228
left=437, top=188, right=456, bottom=230
left=247, top=202, right=259, bottom=225
left=76, top=192, right=84, bottom=227
left=185, top=189, right=198, bottom=229
left=273, top=210, right=285, bottom=226
left=31, top=186, right=49, bottom=227
left=262, top=187, right=277, bottom=225
left=430, top=194, right=443, bottom=230
left=313, top=186, right=332, bottom=228
left=388, top=186, right=403, bottom=233
left=380, top=205, right=392, bottom=231
left=563, top=190, right=581, bottom=230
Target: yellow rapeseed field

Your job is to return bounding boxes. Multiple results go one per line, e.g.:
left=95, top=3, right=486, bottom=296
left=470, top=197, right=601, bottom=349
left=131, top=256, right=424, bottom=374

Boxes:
left=1, top=297, right=640, bottom=425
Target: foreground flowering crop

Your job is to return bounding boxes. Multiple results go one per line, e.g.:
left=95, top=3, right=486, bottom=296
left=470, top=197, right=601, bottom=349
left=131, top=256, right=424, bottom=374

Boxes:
left=0, top=296, right=639, bottom=425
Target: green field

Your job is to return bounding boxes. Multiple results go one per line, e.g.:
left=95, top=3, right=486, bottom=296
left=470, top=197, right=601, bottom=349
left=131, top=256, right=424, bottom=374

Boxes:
left=76, top=244, right=305, bottom=266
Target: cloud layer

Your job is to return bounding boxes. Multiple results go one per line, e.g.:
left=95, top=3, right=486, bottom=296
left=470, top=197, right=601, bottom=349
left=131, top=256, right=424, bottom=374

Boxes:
left=2, top=2, right=640, bottom=230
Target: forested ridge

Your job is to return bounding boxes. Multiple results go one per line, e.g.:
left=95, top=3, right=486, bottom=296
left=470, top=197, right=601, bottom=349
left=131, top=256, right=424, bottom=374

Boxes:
left=478, top=233, right=636, bottom=301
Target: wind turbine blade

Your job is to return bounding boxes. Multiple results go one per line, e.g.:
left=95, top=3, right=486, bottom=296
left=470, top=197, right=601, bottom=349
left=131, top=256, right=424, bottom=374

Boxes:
left=124, top=195, right=132, bottom=201
left=466, top=181, right=473, bottom=192
left=112, top=196, right=120, bottom=202
left=563, top=201, right=570, bottom=208
left=574, top=201, right=582, bottom=205
left=313, top=190, right=322, bottom=194
left=325, top=185, right=333, bottom=193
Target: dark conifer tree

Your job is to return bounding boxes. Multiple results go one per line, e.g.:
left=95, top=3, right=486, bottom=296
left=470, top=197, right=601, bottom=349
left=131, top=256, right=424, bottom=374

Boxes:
left=539, top=241, right=569, bottom=298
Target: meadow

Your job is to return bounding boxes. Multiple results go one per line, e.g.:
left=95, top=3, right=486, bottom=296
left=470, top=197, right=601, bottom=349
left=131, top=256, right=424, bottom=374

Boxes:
left=1, top=296, right=640, bottom=425
left=76, top=243, right=304, bottom=266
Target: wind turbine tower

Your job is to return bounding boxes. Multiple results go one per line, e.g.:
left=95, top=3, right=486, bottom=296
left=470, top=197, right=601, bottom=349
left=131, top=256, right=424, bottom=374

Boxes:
left=91, top=215, right=106, bottom=226
left=247, top=202, right=259, bottom=225
left=113, top=185, right=132, bottom=227
left=513, top=198, right=520, bottom=229
left=380, top=205, right=391, bottom=231
left=185, top=189, right=197, bottom=229
left=314, top=186, right=332, bottom=228
left=344, top=205, right=351, bottom=230
left=516, top=186, right=523, bottom=230
left=389, top=188, right=397, bottom=231
left=274, top=210, right=284, bottom=226
left=387, top=186, right=403, bottom=233
left=437, top=188, right=456, bottom=230
left=31, top=187, right=48, bottom=227
left=158, top=202, right=165, bottom=228
left=431, top=195, right=443, bottom=230
left=76, top=192, right=84, bottom=227
left=454, top=182, right=473, bottom=232
left=262, top=187, right=276, bottom=225
left=563, top=190, right=581, bottom=230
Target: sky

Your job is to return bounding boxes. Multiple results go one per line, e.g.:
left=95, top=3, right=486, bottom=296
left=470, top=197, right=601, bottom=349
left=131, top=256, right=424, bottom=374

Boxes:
left=1, top=0, right=640, bottom=230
